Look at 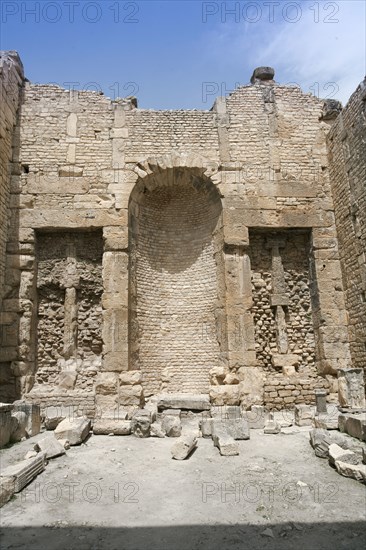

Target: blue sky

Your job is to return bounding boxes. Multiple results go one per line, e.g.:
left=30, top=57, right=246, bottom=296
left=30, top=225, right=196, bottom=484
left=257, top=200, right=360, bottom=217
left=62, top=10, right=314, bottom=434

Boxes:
left=1, top=0, right=365, bottom=109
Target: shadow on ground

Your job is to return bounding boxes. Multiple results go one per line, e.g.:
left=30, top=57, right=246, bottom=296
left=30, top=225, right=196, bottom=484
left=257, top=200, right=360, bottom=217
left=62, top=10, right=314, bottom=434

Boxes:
left=1, top=521, right=365, bottom=550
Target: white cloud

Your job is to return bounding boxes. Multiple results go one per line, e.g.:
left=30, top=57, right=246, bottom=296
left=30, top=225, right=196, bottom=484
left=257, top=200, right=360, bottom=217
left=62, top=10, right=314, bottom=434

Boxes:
left=202, top=0, right=365, bottom=105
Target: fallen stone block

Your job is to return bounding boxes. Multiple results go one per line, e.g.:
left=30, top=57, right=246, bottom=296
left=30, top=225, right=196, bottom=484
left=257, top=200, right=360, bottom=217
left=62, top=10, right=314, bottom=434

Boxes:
left=328, top=443, right=359, bottom=466
left=0, top=453, right=47, bottom=492
left=225, top=418, right=250, bottom=440
left=35, top=436, right=66, bottom=459
left=54, top=417, right=91, bottom=445
left=131, top=410, right=151, bottom=438
left=93, top=419, right=131, bottom=435
left=335, top=460, right=366, bottom=483
left=199, top=418, right=213, bottom=438
left=162, top=415, right=182, bottom=437
left=309, top=428, right=331, bottom=458
left=171, top=435, right=197, bottom=460
left=0, top=403, right=14, bottom=448
left=158, top=394, right=210, bottom=411
left=13, top=402, right=41, bottom=437
left=313, top=413, right=339, bottom=430
left=211, top=405, right=241, bottom=420
left=294, top=404, right=312, bottom=427
left=10, top=411, right=27, bottom=442
left=243, top=405, right=265, bottom=429
left=212, top=423, right=239, bottom=456
left=150, top=422, right=165, bottom=438
left=344, top=415, right=366, bottom=442
left=264, top=413, right=281, bottom=434
left=43, top=405, right=76, bottom=430
left=0, top=477, right=15, bottom=508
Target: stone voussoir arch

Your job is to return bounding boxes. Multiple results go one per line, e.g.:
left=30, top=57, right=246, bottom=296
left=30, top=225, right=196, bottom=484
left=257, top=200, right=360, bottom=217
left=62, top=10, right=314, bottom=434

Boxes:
left=131, top=152, right=221, bottom=183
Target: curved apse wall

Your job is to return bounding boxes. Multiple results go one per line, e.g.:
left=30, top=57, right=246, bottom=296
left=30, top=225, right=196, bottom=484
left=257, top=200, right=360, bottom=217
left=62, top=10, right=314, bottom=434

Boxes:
left=129, top=168, right=224, bottom=396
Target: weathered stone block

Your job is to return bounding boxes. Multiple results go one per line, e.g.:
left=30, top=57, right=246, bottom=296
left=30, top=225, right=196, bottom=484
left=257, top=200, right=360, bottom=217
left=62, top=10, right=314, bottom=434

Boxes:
left=95, top=373, right=119, bottom=395
left=54, top=418, right=91, bottom=445
left=158, top=394, right=210, bottom=411
left=0, top=477, right=15, bottom=507
left=294, top=404, right=313, bottom=426
left=0, top=403, right=14, bottom=447
left=0, top=453, right=47, bottom=492
left=117, top=385, right=144, bottom=407
left=162, top=415, right=182, bottom=437
left=119, top=371, right=142, bottom=386
left=335, top=461, right=366, bottom=483
left=212, top=423, right=239, bottom=456
left=131, top=410, right=151, bottom=438
left=209, top=385, right=240, bottom=406
left=35, top=436, right=66, bottom=459
left=171, top=435, right=197, bottom=460
left=93, top=419, right=131, bottom=435
left=328, top=443, right=359, bottom=466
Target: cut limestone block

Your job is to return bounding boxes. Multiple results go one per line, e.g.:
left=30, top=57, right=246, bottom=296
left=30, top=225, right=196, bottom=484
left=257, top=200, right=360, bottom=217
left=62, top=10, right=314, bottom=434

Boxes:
left=13, top=402, right=41, bottom=437
left=0, top=477, right=15, bottom=507
left=93, top=419, right=131, bottom=435
left=0, top=453, right=47, bottom=492
left=157, top=394, right=210, bottom=411
left=0, top=404, right=14, bottom=447
left=328, top=443, right=359, bottom=466
left=264, top=413, right=281, bottom=434
left=243, top=405, right=265, bottom=429
left=131, top=410, right=151, bottom=438
left=341, top=414, right=366, bottom=441
left=43, top=406, right=77, bottom=430
left=335, top=461, right=366, bottom=483
left=309, top=428, right=331, bottom=458
left=10, top=411, right=27, bottom=442
left=224, top=418, right=250, bottom=440
left=54, top=418, right=90, bottom=445
left=294, top=405, right=312, bottom=427
left=162, top=415, right=182, bottom=437
left=171, top=436, right=197, bottom=460
left=313, top=413, right=339, bottom=430
left=211, top=406, right=241, bottom=420
left=150, top=422, right=165, bottom=438
left=199, top=418, right=213, bottom=438
left=212, top=422, right=239, bottom=456
left=35, top=436, right=66, bottom=459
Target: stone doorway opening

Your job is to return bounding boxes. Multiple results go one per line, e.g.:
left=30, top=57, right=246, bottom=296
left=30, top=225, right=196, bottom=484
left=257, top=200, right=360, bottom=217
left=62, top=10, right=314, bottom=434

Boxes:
left=128, top=167, right=224, bottom=397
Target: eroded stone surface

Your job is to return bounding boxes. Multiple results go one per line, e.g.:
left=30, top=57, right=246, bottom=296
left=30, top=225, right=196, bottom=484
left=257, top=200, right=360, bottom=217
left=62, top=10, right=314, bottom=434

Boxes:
left=54, top=418, right=91, bottom=445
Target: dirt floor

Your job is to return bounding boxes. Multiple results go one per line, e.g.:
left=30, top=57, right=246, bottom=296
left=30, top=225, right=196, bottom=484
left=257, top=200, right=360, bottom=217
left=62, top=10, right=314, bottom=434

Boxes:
left=0, top=417, right=365, bottom=550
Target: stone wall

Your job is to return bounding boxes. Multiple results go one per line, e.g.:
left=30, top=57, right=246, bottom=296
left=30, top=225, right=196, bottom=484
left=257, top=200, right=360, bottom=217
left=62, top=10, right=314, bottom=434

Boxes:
left=0, top=52, right=24, bottom=401
left=0, top=55, right=360, bottom=412
left=327, top=78, right=366, bottom=373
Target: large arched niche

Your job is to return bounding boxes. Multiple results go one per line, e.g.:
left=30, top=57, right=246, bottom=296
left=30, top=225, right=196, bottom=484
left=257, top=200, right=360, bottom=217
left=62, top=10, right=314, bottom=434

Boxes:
left=128, top=163, right=226, bottom=396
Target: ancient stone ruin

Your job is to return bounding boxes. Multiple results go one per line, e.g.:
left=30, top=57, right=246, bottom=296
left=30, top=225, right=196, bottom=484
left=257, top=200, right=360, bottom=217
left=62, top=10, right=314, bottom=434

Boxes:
left=0, top=51, right=365, bottom=424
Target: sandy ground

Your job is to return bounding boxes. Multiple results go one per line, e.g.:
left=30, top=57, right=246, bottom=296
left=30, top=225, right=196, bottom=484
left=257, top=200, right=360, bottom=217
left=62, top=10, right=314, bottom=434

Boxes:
left=0, top=421, right=365, bottom=550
